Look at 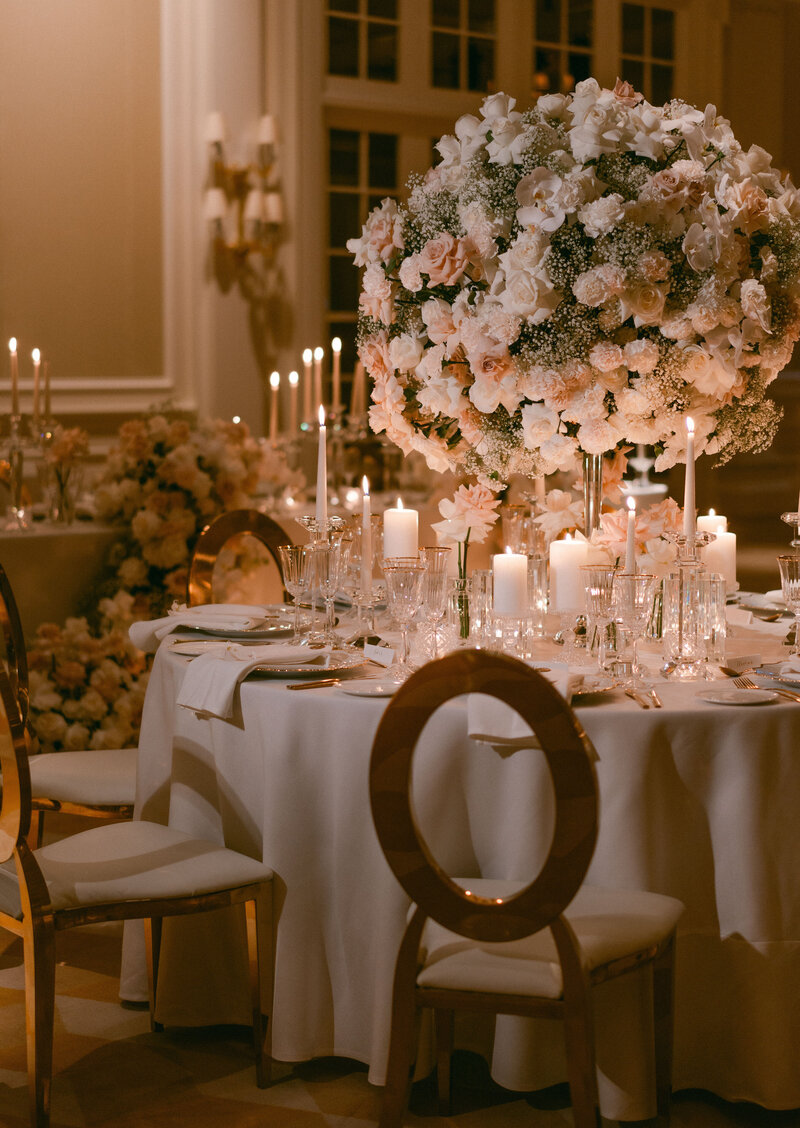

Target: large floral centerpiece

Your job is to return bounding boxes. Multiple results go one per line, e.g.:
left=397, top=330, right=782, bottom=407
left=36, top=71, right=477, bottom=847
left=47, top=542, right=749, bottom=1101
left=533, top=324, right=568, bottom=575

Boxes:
left=348, top=80, right=800, bottom=500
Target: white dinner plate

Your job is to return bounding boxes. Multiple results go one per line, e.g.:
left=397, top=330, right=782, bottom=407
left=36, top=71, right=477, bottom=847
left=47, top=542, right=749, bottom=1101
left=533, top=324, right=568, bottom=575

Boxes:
left=337, top=679, right=398, bottom=698
left=697, top=688, right=779, bottom=706
left=252, top=651, right=367, bottom=678
left=571, top=673, right=620, bottom=698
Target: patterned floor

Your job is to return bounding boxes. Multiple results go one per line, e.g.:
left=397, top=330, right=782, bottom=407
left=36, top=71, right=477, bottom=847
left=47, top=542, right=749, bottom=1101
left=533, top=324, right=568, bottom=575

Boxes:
left=0, top=921, right=798, bottom=1128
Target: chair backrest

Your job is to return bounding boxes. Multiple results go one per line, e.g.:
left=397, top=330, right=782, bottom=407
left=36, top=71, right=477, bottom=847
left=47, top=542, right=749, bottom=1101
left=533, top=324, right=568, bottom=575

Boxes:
left=370, top=650, right=598, bottom=945
left=0, top=563, right=29, bottom=727
left=0, top=660, right=32, bottom=864
left=186, top=509, right=290, bottom=606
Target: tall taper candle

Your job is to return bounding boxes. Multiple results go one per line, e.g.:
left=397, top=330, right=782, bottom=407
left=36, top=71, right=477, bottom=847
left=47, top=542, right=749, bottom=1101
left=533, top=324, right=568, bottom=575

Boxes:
left=316, top=405, right=328, bottom=531
left=43, top=360, right=51, bottom=419
left=313, top=347, right=324, bottom=411
left=352, top=360, right=366, bottom=417
left=361, top=476, right=372, bottom=595
left=31, top=348, right=41, bottom=427
left=331, top=337, right=342, bottom=413
left=288, top=370, right=299, bottom=433
left=625, top=496, right=636, bottom=573
left=269, top=370, right=280, bottom=442
left=683, top=416, right=695, bottom=542
left=302, top=349, right=313, bottom=422
left=8, top=339, right=19, bottom=417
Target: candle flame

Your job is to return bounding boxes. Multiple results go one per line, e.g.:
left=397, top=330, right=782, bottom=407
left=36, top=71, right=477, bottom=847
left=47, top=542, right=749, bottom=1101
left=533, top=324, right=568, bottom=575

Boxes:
left=709, top=507, right=715, bottom=516
left=32, top=348, right=40, bottom=364
left=397, top=497, right=404, bottom=511
left=564, top=532, right=571, bottom=542
left=505, top=545, right=513, bottom=554
left=288, top=370, right=299, bottom=386
left=269, top=370, right=280, bottom=389
left=362, top=475, right=369, bottom=496
left=318, top=404, right=325, bottom=426
left=314, top=346, right=324, bottom=361
left=302, top=348, right=312, bottom=364
left=8, top=338, right=16, bottom=354
left=627, top=496, right=636, bottom=511
left=232, top=415, right=241, bottom=424
left=331, top=337, right=342, bottom=353
left=686, top=415, right=694, bottom=434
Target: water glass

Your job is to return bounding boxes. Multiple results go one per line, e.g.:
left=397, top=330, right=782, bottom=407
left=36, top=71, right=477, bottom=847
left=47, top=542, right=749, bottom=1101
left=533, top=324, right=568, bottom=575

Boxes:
left=277, top=543, right=312, bottom=642
left=613, top=572, right=656, bottom=687
left=581, top=564, right=617, bottom=671
left=500, top=505, right=528, bottom=552
left=778, top=555, right=800, bottom=655
left=419, top=546, right=452, bottom=658
left=382, top=558, right=427, bottom=680
left=703, top=572, right=727, bottom=667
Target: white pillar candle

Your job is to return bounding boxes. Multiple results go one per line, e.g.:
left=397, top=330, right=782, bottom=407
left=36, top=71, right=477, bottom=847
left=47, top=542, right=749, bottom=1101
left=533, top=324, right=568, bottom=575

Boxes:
left=383, top=498, right=418, bottom=559
left=696, top=508, right=728, bottom=534
left=702, top=531, right=737, bottom=593
left=8, top=339, right=19, bottom=417
left=683, top=416, right=695, bottom=542
left=288, top=370, right=299, bottom=433
left=331, top=337, right=342, bottom=413
left=625, top=496, right=636, bottom=573
left=302, top=349, right=313, bottom=423
left=313, top=346, right=324, bottom=411
left=549, top=534, right=589, bottom=612
left=269, top=370, right=280, bottom=442
left=315, top=405, right=328, bottom=531
left=361, top=476, right=372, bottom=596
left=493, top=549, right=528, bottom=616
left=31, top=347, right=41, bottom=426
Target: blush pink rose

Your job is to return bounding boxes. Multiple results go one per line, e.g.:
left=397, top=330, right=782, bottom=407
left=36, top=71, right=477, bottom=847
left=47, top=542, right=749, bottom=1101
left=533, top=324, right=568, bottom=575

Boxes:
left=418, top=232, right=472, bottom=286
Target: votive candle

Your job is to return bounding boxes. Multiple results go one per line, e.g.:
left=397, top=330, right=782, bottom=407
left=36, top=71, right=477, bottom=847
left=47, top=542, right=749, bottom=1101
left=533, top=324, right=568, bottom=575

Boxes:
left=383, top=499, right=418, bottom=559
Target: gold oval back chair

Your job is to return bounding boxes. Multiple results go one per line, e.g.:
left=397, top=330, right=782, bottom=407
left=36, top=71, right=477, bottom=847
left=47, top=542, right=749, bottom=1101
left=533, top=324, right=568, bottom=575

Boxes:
left=370, top=650, right=683, bottom=1128
left=0, top=564, right=137, bottom=847
left=186, top=508, right=291, bottom=607
left=0, top=660, right=274, bottom=1128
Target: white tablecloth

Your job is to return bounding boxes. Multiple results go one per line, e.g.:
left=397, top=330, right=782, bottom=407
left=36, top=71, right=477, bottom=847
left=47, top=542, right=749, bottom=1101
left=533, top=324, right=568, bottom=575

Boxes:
left=121, top=628, right=800, bottom=1117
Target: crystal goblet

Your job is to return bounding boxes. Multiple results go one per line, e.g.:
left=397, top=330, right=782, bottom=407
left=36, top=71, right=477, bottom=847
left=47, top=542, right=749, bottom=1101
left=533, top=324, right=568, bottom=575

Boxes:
left=581, top=564, right=617, bottom=671
left=277, top=543, right=313, bottom=643
left=778, top=554, right=800, bottom=656
left=382, top=557, right=427, bottom=681
left=419, top=546, right=452, bottom=659
left=612, top=572, right=656, bottom=688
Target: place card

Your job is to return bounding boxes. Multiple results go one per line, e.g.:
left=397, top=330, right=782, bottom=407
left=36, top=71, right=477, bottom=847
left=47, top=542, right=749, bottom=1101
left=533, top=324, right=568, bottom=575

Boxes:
left=364, top=641, right=395, bottom=667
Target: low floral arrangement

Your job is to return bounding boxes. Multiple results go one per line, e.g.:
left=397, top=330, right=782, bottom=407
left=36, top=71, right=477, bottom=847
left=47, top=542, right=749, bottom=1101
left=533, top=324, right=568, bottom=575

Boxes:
left=28, top=413, right=296, bottom=752
left=349, top=79, right=800, bottom=507
left=431, top=481, right=502, bottom=575
left=42, top=424, right=90, bottom=520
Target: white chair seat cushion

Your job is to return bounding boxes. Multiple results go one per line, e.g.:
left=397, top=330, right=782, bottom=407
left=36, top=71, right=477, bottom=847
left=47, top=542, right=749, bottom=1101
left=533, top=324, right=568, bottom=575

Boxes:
left=416, top=881, right=684, bottom=1000
left=31, top=820, right=272, bottom=912
left=29, top=748, right=137, bottom=807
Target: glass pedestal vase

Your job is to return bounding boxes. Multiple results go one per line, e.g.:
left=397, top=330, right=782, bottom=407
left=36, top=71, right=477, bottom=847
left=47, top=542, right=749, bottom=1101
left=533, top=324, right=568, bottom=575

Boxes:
left=582, top=452, right=603, bottom=537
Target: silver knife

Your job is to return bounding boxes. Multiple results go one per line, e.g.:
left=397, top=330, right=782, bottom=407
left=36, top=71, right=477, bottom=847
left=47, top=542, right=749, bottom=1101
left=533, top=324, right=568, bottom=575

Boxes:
left=624, top=689, right=650, bottom=709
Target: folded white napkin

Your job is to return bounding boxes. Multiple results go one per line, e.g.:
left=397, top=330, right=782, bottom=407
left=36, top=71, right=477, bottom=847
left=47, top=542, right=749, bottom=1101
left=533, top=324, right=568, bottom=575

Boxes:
left=467, top=662, right=577, bottom=748
left=779, top=655, right=800, bottom=676
left=129, top=602, right=269, bottom=652
left=176, top=643, right=330, bottom=720
left=724, top=606, right=790, bottom=637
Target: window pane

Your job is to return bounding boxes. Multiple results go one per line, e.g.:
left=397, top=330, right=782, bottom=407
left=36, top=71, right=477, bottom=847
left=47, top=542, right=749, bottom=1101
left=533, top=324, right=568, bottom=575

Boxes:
left=622, top=4, right=645, bottom=55
left=329, top=193, right=361, bottom=249
left=568, top=0, right=592, bottom=47
left=367, top=22, right=398, bottom=80
left=567, top=51, right=591, bottom=88
left=621, top=57, right=644, bottom=91
left=535, top=0, right=561, bottom=44
left=468, top=36, right=494, bottom=92
left=368, top=0, right=397, bottom=17
left=329, top=0, right=358, bottom=11
left=329, top=255, right=360, bottom=313
left=468, top=0, right=495, bottom=34
left=533, top=46, right=560, bottom=95
left=330, top=129, right=360, bottom=186
left=651, top=7, right=675, bottom=59
left=329, top=17, right=359, bottom=77
left=432, top=30, right=460, bottom=87
left=368, top=132, right=397, bottom=188
left=651, top=63, right=673, bottom=104
left=433, top=0, right=460, bottom=29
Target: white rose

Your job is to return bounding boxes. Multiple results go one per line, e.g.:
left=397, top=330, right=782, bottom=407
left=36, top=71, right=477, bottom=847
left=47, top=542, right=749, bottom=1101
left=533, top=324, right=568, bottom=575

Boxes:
left=520, top=403, right=560, bottom=449
left=388, top=334, right=425, bottom=373
left=740, top=278, right=771, bottom=332
left=398, top=254, right=423, bottom=293
left=623, top=338, right=659, bottom=373
left=496, top=270, right=559, bottom=323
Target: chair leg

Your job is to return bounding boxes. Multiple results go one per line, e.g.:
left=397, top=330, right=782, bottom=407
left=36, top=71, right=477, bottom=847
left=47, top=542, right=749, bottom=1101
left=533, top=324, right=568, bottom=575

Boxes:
left=552, top=917, right=601, bottom=1128
left=144, top=917, right=164, bottom=1033
left=24, top=918, right=56, bottom=1128
left=653, top=934, right=676, bottom=1123
left=29, top=809, right=44, bottom=850
left=434, top=1008, right=454, bottom=1115
left=246, top=894, right=271, bottom=1088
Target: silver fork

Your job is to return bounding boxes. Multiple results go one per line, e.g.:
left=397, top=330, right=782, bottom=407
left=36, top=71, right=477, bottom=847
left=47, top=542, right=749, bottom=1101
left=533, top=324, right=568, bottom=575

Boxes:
left=734, top=675, right=800, bottom=702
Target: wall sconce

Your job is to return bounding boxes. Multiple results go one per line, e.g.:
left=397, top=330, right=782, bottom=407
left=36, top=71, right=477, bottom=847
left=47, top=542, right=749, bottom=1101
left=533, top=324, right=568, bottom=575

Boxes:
left=204, top=111, right=283, bottom=263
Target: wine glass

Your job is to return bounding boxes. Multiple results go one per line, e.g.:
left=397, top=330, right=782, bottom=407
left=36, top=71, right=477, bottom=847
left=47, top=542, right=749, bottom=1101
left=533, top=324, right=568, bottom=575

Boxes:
left=312, top=536, right=351, bottom=648
left=612, top=572, right=656, bottom=687
left=418, top=546, right=452, bottom=659
left=382, top=557, right=427, bottom=681
left=778, top=555, right=800, bottom=656
left=581, top=564, right=617, bottom=671
left=277, top=543, right=312, bottom=643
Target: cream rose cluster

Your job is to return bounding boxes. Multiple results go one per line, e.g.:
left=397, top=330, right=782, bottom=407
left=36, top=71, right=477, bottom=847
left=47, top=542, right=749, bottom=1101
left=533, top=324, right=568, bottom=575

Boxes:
left=349, top=79, right=800, bottom=488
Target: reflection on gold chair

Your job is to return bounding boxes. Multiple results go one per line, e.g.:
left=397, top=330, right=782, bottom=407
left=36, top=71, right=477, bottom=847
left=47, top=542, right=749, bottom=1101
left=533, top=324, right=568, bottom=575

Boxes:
left=0, top=564, right=137, bottom=847
left=370, top=650, right=683, bottom=1128
left=0, top=663, right=274, bottom=1128
left=186, top=508, right=291, bottom=606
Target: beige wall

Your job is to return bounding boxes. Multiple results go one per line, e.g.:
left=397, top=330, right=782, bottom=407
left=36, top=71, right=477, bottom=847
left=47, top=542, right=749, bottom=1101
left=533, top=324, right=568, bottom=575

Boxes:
left=0, top=0, right=163, bottom=384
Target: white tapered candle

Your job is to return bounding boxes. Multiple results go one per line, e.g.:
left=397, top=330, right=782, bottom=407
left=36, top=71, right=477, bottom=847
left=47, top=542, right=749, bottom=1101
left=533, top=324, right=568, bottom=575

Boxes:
left=361, top=476, right=372, bottom=595
left=316, top=405, right=328, bottom=531
left=625, top=496, right=636, bottom=573
left=683, top=417, right=695, bottom=542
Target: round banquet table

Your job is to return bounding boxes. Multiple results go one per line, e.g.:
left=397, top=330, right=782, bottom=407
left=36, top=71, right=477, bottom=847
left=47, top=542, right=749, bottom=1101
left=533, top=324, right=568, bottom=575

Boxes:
left=120, top=626, right=800, bottom=1119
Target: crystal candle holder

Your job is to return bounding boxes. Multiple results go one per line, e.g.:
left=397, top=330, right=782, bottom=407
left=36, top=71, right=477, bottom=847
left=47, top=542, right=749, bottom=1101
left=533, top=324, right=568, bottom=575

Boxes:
left=780, top=512, right=800, bottom=550
left=296, top=514, right=345, bottom=542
